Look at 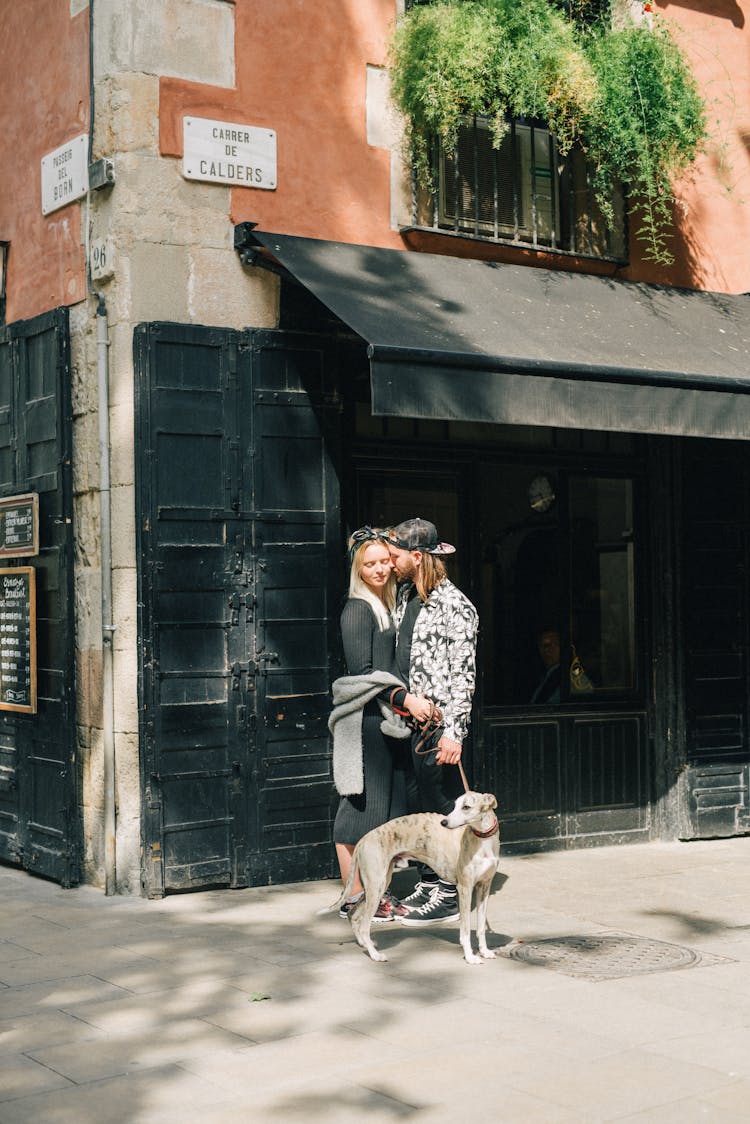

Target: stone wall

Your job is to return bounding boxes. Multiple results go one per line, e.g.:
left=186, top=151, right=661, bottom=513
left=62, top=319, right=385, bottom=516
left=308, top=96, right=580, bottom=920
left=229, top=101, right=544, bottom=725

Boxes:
left=75, top=0, right=278, bottom=891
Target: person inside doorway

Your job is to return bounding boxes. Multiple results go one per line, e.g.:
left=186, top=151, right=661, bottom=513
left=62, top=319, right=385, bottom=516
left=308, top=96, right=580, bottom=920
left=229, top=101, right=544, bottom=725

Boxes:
left=330, top=526, right=432, bottom=923
left=531, top=627, right=562, bottom=704
left=388, top=517, right=479, bottom=926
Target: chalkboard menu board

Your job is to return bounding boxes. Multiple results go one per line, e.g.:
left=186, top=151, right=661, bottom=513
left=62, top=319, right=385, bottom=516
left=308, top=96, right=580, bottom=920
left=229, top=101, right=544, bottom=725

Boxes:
left=0, top=567, right=36, bottom=713
left=0, top=493, right=39, bottom=557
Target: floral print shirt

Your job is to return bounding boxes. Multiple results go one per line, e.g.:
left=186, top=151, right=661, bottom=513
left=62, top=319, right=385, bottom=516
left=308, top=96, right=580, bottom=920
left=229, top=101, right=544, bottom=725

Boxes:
left=395, top=578, right=478, bottom=744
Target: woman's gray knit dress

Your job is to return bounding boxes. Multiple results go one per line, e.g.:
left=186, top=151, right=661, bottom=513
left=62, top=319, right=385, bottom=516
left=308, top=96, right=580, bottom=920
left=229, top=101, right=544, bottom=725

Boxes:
left=332, top=597, right=409, bottom=845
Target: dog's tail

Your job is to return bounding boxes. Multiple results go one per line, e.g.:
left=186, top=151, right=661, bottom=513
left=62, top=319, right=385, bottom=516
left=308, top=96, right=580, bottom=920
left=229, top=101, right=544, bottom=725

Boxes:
left=316, top=847, right=361, bottom=916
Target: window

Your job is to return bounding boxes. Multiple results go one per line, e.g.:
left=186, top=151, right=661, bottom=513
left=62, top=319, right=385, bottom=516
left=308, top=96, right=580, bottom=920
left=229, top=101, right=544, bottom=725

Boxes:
left=570, top=476, right=636, bottom=694
left=417, top=114, right=627, bottom=262
left=479, top=463, right=638, bottom=706
left=441, top=118, right=558, bottom=244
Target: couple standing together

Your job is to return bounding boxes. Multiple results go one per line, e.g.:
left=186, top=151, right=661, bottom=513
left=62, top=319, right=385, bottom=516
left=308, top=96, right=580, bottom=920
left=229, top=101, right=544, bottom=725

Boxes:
left=331, top=517, right=478, bottom=925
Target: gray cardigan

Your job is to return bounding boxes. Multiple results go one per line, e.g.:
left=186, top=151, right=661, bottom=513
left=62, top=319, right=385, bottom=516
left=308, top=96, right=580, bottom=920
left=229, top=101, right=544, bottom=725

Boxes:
left=328, top=671, right=410, bottom=795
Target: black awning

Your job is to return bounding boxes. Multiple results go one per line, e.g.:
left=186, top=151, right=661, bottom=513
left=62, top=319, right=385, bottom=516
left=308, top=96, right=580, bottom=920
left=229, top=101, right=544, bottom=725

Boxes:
left=247, top=230, right=750, bottom=440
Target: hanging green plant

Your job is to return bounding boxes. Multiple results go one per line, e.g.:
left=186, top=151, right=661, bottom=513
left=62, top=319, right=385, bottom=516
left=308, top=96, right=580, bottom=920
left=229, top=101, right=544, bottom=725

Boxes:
left=584, top=22, right=707, bottom=263
left=389, top=0, right=707, bottom=264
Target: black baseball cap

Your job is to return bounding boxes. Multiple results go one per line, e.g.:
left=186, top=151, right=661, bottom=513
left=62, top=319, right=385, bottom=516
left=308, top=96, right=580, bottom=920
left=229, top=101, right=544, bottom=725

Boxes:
left=389, top=517, right=456, bottom=555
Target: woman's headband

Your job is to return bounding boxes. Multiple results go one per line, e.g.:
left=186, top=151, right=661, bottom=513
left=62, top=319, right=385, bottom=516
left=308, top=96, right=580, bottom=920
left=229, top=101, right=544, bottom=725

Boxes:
left=347, top=526, right=392, bottom=561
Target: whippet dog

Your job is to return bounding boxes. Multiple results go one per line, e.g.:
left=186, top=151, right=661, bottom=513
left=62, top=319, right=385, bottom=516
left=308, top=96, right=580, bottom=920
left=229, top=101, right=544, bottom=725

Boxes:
left=325, top=791, right=501, bottom=964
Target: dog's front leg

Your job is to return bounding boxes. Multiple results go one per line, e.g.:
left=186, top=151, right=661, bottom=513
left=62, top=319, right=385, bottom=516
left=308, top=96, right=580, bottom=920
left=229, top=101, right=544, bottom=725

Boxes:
left=475, top=878, right=496, bottom=959
left=457, top=884, right=482, bottom=964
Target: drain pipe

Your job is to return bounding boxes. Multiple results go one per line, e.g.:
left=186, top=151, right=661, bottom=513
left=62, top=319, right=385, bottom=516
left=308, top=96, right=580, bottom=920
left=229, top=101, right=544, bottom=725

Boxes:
left=97, top=295, right=117, bottom=895
left=88, top=0, right=116, bottom=894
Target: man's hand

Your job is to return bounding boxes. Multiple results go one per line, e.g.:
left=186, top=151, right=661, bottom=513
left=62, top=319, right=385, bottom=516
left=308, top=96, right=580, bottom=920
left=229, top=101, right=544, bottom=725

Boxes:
left=435, top=736, right=462, bottom=765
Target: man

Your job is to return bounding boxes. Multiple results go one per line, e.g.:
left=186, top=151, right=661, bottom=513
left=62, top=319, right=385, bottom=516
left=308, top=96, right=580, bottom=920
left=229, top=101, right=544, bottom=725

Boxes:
left=531, top=627, right=561, bottom=704
left=388, top=517, right=479, bottom=925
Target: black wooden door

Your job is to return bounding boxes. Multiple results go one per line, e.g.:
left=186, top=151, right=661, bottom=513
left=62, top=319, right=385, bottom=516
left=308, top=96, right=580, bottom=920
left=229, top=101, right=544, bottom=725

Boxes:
left=0, top=308, right=77, bottom=884
left=135, top=324, right=339, bottom=895
left=243, top=330, right=341, bottom=885
left=136, top=324, right=245, bottom=895
left=681, top=440, right=750, bottom=837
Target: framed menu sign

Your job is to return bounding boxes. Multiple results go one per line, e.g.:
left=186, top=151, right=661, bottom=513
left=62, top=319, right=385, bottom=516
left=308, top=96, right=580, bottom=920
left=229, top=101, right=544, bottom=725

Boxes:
left=0, top=567, right=36, bottom=713
left=0, top=494, right=39, bottom=558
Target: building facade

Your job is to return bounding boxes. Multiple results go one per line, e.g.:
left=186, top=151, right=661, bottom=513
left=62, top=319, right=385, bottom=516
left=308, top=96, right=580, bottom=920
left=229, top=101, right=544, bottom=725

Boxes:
left=1, top=0, right=750, bottom=894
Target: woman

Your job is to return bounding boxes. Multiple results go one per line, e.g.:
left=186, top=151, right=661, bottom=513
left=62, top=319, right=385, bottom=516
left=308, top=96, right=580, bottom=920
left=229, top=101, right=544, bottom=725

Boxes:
left=332, top=526, right=431, bottom=922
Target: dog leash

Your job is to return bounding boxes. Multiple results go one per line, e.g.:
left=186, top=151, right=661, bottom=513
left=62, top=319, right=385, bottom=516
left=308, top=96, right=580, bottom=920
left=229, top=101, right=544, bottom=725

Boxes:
left=390, top=692, right=470, bottom=794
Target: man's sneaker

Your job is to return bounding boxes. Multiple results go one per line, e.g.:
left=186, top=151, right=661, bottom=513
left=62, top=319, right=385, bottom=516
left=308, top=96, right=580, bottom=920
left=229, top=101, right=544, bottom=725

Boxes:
left=339, top=892, right=364, bottom=918
left=399, top=880, right=437, bottom=912
left=373, top=890, right=409, bottom=924
left=400, top=885, right=459, bottom=926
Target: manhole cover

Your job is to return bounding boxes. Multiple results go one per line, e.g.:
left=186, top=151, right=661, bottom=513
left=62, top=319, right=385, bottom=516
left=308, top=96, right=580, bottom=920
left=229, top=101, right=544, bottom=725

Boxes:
left=505, top=933, right=724, bottom=980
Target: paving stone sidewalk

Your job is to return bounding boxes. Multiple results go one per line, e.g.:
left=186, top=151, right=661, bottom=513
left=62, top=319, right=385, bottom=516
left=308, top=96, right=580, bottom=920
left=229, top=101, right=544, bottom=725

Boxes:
left=2, top=836, right=750, bottom=1123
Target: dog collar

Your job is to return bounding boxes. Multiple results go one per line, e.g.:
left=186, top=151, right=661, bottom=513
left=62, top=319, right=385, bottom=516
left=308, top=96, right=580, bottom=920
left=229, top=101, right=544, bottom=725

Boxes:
left=472, top=816, right=499, bottom=839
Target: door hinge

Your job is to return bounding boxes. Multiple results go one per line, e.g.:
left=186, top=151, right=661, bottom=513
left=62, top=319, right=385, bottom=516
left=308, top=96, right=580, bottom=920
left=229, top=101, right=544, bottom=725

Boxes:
left=147, top=773, right=162, bottom=811
left=229, top=592, right=255, bottom=624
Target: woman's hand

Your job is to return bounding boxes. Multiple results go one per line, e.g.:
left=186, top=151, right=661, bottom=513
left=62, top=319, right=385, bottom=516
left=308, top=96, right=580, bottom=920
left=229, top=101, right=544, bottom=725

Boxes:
left=404, top=693, right=434, bottom=723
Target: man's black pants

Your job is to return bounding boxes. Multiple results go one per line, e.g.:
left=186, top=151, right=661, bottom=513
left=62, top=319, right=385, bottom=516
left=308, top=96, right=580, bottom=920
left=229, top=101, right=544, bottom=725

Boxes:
left=406, top=740, right=463, bottom=817
left=405, top=736, right=463, bottom=886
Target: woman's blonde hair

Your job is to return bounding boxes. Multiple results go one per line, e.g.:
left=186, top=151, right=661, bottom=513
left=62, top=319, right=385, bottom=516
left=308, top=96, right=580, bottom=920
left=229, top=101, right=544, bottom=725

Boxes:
left=414, top=553, right=446, bottom=603
left=348, top=535, right=396, bottom=631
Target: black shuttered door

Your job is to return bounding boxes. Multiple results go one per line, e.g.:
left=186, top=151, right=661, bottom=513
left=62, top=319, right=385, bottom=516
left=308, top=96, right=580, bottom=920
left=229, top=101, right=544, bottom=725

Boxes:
left=0, top=308, right=77, bottom=885
left=136, top=325, right=339, bottom=895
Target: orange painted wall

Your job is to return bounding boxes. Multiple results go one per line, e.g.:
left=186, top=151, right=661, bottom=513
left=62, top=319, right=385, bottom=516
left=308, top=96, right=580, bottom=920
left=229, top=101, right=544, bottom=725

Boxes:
left=0, top=1, right=89, bottom=323
left=660, top=0, right=750, bottom=292
left=160, top=0, right=750, bottom=294
left=160, top=0, right=403, bottom=251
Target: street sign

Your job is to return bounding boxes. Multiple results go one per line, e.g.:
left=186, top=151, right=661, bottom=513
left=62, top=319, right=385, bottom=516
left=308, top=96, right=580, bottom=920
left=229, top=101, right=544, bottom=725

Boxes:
left=183, top=116, right=276, bottom=190
left=41, top=134, right=89, bottom=215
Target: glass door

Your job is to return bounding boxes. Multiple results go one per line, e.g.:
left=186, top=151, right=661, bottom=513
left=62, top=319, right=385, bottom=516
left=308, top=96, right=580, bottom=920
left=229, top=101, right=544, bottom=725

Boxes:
left=479, top=464, right=639, bottom=707
left=354, top=468, right=465, bottom=589
left=478, top=459, right=649, bottom=850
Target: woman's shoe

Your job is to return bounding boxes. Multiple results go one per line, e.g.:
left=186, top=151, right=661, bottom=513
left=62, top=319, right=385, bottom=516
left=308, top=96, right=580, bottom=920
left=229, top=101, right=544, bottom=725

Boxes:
left=372, top=890, right=408, bottom=923
left=339, top=891, right=364, bottom=918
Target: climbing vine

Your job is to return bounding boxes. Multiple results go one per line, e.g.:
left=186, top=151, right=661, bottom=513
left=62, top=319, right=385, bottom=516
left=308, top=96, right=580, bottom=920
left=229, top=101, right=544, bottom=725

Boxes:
left=390, top=0, right=707, bottom=264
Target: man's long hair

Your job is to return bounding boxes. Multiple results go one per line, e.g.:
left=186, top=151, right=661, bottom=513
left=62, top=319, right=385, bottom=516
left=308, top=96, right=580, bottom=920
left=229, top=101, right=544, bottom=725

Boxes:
left=415, top=554, right=446, bottom=603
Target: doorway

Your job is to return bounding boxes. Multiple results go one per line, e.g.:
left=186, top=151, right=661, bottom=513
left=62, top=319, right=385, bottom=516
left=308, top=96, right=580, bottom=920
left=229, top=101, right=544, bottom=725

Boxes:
left=352, top=451, right=651, bottom=852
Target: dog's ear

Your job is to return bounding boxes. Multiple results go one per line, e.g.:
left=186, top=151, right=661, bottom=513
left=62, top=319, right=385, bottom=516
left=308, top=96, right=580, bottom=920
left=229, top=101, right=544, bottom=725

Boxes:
left=483, top=794, right=497, bottom=811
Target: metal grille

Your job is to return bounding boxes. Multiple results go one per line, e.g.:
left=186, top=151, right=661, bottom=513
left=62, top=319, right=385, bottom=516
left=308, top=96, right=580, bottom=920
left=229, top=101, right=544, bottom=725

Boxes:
left=505, top=933, right=731, bottom=980
left=415, top=115, right=628, bottom=263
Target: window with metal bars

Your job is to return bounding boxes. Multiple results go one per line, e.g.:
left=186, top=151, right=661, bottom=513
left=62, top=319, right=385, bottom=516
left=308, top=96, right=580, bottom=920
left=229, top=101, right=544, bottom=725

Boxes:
left=415, top=115, right=628, bottom=263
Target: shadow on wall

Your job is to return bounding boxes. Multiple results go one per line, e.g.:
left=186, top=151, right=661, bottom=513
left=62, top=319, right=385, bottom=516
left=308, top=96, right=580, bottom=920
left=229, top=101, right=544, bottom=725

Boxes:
left=657, top=0, right=744, bottom=29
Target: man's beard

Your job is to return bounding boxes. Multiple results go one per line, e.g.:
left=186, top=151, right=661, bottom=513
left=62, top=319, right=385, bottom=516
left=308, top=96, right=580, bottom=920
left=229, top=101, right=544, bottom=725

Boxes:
left=396, top=556, right=417, bottom=582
